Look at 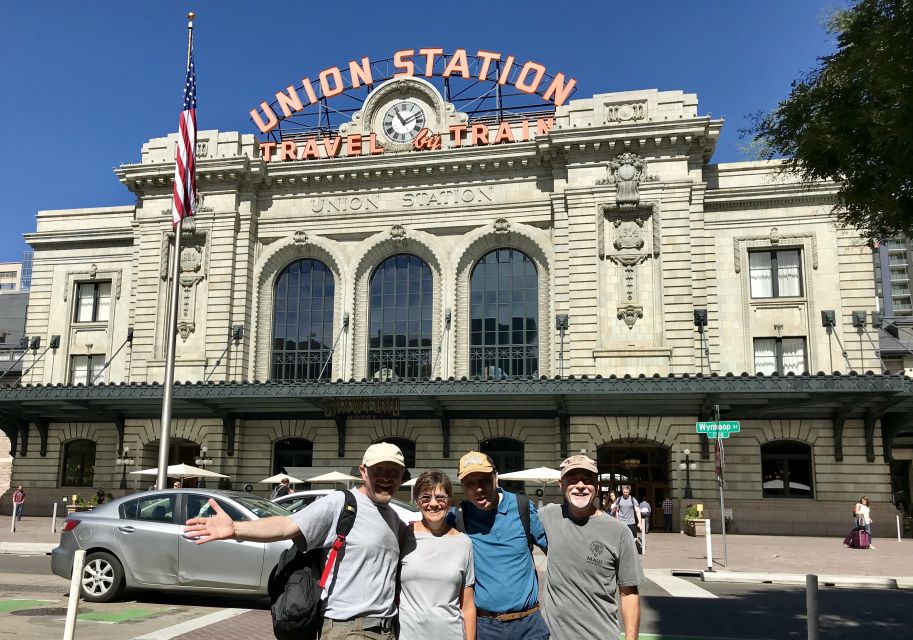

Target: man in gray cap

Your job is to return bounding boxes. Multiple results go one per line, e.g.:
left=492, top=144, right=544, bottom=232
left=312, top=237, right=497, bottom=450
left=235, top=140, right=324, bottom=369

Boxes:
left=538, top=454, right=643, bottom=640
left=184, top=442, right=411, bottom=640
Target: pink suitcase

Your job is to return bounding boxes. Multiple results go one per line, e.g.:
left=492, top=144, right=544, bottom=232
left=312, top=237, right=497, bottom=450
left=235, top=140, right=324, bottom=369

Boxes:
left=844, top=527, right=870, bottom=549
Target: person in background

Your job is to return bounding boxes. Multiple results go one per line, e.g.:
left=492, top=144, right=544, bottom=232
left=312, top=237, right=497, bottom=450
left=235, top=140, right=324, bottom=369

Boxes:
left=603, top=491, right=618, bottom=518
left=399, top=470, right=476, bottom=640
left=661, top=497, right=674, bottom=533
left=173, top=481, right=182, bottom=489
left=96, top=488, right=106, bottom=505
left=638, top=499, right=651, bottom=534
left=853, top=496, right=875, bottom=550
left=615, top=485, right=642, bottom=540
left=12, top=486, right=25, bottom=521
left=539, top=455, right=642, bottom=640
left=272, top=477, right=292, bottom=499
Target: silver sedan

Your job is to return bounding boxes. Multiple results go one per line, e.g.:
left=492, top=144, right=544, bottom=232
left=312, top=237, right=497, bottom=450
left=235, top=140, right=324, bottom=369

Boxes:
left=51, top=489, right=293, bottom=602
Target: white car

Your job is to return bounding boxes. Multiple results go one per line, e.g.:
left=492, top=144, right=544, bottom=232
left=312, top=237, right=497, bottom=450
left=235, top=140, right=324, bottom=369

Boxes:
left=272, top=489, right=421, bottom=523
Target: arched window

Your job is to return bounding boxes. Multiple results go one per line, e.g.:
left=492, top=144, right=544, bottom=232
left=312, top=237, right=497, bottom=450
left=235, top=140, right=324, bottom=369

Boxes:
left=273, top=438, right=314, bottom=476
left=272, top=259, right=335, bottom=382
left=761, top=441, right=814, bottom=498
left=60, top=439, right=96, bottom=487
left=481, top=437, right=524, bottom=493
left=368, top=254, right=433, bottom=380
left=470, top=249, right=538, bottom=379
left=375, top=437, right=417, bottom=468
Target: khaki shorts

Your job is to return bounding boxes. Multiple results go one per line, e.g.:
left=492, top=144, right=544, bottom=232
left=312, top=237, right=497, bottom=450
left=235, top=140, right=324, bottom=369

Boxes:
left=320, top=616, right=395, bottom=640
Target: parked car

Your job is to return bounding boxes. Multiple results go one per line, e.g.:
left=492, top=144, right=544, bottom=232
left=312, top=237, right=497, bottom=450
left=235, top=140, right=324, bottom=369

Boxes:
left=272, top=489, right=421, bottom=522
left=51, top=489, right=292, bottom=602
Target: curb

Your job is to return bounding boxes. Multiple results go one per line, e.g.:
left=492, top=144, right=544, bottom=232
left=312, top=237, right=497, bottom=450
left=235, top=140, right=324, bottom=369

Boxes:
left=701, top=570, right=899, bottom=589
left=0, top=542, right=56, bottom=556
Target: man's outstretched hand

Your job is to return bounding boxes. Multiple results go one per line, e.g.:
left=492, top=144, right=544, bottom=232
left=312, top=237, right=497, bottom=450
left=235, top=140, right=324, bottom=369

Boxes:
left=183, top=498, right=235, bottom=544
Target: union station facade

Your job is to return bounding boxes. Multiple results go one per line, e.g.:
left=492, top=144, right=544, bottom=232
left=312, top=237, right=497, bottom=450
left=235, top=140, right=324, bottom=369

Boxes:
left=2, top=66, right=912, bottom=535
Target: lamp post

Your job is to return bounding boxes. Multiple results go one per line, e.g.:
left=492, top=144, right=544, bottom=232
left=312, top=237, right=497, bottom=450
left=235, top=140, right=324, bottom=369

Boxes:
left=195, top=446, right=213, bottom=488
left=679, top=448, right=697, bottom=499
left=116, top=446, right=135, bottom=490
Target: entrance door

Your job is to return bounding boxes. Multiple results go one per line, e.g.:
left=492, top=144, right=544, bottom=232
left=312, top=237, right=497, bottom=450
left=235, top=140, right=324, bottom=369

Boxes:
left=596, top=444, right=669, bottom=531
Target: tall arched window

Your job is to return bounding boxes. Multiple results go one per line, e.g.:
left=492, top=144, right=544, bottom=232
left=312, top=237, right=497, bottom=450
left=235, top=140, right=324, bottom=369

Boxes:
left=481, top=437, right=524, bottom=493
left=368, top=254, right=433, bottom=380
left=272, top=259, right=335, bottom=381
left=470, top=249, right=538, bottom=378
left=273, top=438, right=314, bottom=476
left=761, top=441, right=814, bottom=498
left=60, top=439, right=96, bottom=487
left=375, top=437, right=417, bottom=468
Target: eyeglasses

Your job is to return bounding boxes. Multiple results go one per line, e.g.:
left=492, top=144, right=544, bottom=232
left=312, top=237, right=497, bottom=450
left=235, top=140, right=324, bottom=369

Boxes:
left=417, top=494, right=451, bottom=505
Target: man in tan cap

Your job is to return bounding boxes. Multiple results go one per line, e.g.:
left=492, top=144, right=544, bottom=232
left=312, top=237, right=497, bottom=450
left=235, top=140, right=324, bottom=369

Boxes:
left=184, top=442, right=411, bottom=639
left=453, top=451, right=549, bottom=640
left=539, top=454, right=642, bottom=640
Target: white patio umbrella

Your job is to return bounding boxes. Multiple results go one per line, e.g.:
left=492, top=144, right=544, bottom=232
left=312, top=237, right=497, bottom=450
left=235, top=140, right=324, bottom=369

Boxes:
left=497, top=466, right=561, bottom=508
left=130, top=463, right=228, bottom=480
left=307, top=471, right=362, bottom=485
left=260, top=473, right=306, bottom=485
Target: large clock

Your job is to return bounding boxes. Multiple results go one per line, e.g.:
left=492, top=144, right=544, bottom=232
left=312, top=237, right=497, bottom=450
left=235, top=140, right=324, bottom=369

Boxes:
left=382, top=100, right=427, bottom=144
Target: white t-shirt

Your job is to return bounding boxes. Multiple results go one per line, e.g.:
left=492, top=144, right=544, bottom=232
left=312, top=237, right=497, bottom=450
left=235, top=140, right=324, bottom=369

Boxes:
left=399, top=531, right=475, bottom=640
left=855, top=502, right=871, bottom=525
left=290, top=489, right=406, bottom=621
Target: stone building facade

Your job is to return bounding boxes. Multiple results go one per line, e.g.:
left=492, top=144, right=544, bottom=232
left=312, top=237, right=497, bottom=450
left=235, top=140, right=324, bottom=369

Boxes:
left=2, top=81, right=910, bottom=536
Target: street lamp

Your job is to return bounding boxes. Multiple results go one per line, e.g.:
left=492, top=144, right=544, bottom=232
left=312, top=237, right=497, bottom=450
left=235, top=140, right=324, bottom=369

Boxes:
left=195, top=445, right=213, bottom=488
left=116, top=446, right=135, bottom=490
left=678, top=448, right=697, bottom=499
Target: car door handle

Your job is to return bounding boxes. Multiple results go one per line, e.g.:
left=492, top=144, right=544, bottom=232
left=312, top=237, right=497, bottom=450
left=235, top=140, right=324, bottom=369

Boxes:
left=118, top=526, right=136, bottom=533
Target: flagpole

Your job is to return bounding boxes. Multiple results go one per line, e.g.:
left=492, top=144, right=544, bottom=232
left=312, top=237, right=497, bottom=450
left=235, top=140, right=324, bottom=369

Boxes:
left=157, top=12, right=195, bottom=491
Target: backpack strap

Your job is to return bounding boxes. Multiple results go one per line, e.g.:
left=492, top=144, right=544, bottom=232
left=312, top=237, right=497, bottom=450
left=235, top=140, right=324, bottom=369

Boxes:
left=451, top=505, right=465, bottom=532
left=318, top=490, right=357, bottom=589
left=516, top=491, right=533, bottom=551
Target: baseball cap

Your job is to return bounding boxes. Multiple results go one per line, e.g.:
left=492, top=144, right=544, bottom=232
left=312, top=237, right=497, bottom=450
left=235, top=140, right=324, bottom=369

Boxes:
left=559, top=454, right=598, bottom=479
left=458, top=451, right=495, bottom=480
left=362, top=442, right=411, bottom=482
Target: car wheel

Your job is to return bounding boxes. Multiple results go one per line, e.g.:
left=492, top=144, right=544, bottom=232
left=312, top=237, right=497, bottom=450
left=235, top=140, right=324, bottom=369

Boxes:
left=81, top=551, right=126, bottom=603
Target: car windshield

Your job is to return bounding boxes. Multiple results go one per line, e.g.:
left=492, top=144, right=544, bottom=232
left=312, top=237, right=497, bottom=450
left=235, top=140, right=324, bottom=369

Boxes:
left=233, top=495, right=291, bottom=518
left=390, top=498, right=419, bottom=512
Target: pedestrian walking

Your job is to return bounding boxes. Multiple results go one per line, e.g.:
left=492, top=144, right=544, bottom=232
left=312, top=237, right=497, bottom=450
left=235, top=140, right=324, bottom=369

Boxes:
left=271, top=477, right=291, bottom=499
left=453, top=450, right=549, bottom=640
left=184, top=442, right=411, bottom=639
left=853, top=496, right=875, bottom=549
left=639, top=499, right=651, bottom=534
left=603, top=491, right=618, bottom=517
left=399, top=470, right=476, bottom=640
left=12, top=485, right=25, bottom=521
left=539, top=455, right=642, bottom=640
left=661, top=497, right=674, bottom=532
left=615, top=485, right=643, bottom=541
left=96, top=488, right=106, bottom=505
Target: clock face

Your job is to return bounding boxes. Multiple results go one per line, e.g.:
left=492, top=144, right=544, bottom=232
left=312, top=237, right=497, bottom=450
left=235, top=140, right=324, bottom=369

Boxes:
left=382, top=100, right=427, bottom=144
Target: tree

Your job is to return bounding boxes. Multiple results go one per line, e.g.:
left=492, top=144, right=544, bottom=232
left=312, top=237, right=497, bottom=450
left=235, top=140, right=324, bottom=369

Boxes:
left=748, top=0, right=913, bottom=240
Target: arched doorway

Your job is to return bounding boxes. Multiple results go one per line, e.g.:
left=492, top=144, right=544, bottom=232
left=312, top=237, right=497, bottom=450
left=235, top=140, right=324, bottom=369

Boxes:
left=596, top=442, right=669, bottom=530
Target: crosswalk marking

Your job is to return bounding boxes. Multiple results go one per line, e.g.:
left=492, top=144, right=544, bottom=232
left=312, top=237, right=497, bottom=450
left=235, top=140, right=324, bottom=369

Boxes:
left=644, top=569, right=718, bottom=599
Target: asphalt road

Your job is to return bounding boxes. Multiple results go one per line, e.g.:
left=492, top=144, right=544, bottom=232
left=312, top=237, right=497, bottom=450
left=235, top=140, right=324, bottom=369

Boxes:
left=1, top=555, right=911, bottom=639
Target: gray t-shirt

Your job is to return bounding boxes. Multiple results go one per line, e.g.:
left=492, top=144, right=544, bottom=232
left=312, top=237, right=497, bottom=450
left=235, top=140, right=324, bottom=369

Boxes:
left=290, top=489, right=406, bottom=621
left=539, top=503, right=643, bottom=640
left=615, top=495, right=640, bottom=525
left=399, top=531, right=475, bottom=640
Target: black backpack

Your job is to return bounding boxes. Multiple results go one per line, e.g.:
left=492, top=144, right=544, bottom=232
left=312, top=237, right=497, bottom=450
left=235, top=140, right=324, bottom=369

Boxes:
left=453, top=491, right=534, bottom=550
left=268, top=490, right=357, bottom=640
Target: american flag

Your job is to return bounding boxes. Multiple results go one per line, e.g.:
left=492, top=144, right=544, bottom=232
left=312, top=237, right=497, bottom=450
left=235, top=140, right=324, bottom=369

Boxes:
left=172, top=49, right=197, bottom=227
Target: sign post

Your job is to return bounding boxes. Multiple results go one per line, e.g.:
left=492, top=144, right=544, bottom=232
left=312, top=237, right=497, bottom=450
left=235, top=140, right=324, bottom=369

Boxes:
left=695, top=409, right=739, bottom=566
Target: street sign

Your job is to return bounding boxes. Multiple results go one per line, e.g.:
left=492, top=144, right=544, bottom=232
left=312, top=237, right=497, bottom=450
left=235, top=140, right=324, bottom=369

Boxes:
left=695, top=421, right=741, bottom=439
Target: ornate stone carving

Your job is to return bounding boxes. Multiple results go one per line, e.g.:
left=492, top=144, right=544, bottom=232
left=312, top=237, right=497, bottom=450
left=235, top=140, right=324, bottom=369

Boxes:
left=732, top=230, right=819, bottom=273
left=61, top=268, right=122, bottom=301
left=602, top=153, right=652, bottom=207
left=195, top=141, right=208, bottom=157
left=178, top=321, right=195, bottom=342
left=390, top=225, right=407, bottom=240
left=612, top=217, right=646, bottom=251
left=293, top=230, right=309, bottom=244
left=617, top=305, right=644, bottom=329
left=180, top=245, right=203, bottom=273
left=493, top=218, right=510, bottom=233
left=605, top=101, right=646, bottom=123
left=88, top=264, right=98, bottom=279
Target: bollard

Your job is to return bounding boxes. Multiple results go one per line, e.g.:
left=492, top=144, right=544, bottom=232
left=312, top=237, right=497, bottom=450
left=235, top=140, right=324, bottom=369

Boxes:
left=9, top=504, right=14, bottom=533
left=898, top=514, right=903, bottom=542
left=62, top=549, right=85, bottom=640
left=52, top=502, right=59, bottom=534
left=641, top=529, right=647, bottom=555
left=704, top=519, right=713, bottom=571
left=806, top=574, right=819, bottom=640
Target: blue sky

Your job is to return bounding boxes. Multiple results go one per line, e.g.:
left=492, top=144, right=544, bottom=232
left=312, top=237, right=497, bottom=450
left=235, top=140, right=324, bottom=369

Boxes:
left=0, top=1, right=844, bottom=262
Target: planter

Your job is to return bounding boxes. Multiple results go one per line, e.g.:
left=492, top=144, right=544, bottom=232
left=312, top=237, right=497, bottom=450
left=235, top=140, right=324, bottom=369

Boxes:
left=685, top=519, right=706, bottom=537
left=66, top=504, right=91, bottom=515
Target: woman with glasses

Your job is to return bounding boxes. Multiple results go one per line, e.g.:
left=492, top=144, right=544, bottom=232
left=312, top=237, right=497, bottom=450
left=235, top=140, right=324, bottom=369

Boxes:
left=399, top=469, right=477, bottom=640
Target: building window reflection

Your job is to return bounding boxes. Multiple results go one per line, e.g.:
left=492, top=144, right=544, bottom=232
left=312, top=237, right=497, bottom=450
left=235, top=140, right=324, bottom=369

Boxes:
left=761, top=441, right=814, bottom=498
left=271, top=259, right=335, bottom=381
left=60, top=439, right=96, bottom=487
left=470, top=249, right=538, bottom=378
left=368, top=254, right=433, bottom=380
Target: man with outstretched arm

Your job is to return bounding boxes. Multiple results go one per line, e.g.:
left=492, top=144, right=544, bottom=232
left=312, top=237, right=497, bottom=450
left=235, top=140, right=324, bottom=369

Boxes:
left=539, top=455, right=643, bottom=640
left=184, top=443, right=410, bottom=640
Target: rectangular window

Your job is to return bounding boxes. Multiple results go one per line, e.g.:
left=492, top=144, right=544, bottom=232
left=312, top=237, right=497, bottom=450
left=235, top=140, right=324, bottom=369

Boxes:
left=70, top=354, right=106, bottom=385
left=74, top=281, right=111, bottom=322
left=753, top=337, right=807, bottom=375
left=749, top=249, right=803, bottom=298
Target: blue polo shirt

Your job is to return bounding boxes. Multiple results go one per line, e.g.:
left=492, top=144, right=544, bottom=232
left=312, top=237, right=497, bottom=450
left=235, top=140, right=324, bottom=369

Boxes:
left=457, top=489, right=548, bottom=613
